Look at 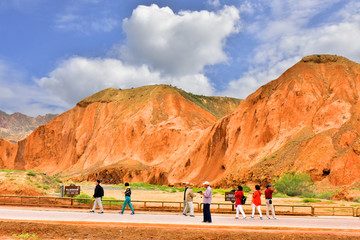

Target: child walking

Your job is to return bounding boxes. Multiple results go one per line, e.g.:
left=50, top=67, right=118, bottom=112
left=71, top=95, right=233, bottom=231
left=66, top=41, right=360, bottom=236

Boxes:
left=120, top=182, right=135, bottom=215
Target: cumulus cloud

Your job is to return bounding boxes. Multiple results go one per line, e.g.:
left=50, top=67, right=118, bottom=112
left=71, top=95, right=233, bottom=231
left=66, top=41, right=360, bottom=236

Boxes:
left=221, top=0, right=360, bottom=99
left=37, top=57, right=214, bottom=105
left=39, top=4, right=239, bottom=105
left=120, top=4, right=240, bottom=76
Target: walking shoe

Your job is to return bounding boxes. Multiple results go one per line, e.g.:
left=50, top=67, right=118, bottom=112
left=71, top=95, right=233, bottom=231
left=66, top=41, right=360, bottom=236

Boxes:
left=243, top=217, right=247, bottom=219
left=98, top=211, right=104, bottom=214
left=89, top=210, right=94, bottom=213
left=182, top=213, right=187, bottom=216
left=190, top=215, right=195, bottom=217
left=131, top=212, right=135, bottom=215
left=251, top=216, right=254, bottom=219
left=267, top=217, right=271, bottom=219
left=260, top=217, right=263, bottom=220
left=119, top=212, right=123, bottom=214
left=235, top=217, right=239, bottom=219
left=273, top=217, right=278, bottom=219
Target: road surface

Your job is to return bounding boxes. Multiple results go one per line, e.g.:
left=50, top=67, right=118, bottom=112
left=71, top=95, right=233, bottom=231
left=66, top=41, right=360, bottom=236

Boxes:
left=0, top=206, right=359, bottom=231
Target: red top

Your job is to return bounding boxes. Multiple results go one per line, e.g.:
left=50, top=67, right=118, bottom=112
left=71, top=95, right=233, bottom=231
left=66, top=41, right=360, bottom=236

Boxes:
left=252, top=190, right=261, bottom=206
left=235, top=190, right=244, bottom=206
left=265, top=189, right=273, bottom=199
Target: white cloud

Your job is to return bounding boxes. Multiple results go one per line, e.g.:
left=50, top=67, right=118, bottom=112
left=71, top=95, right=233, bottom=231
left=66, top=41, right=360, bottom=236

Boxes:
left=39, top=4, right=240, bottom=105
left=55, top=14, right=118, bottom=33
left=207, top=0, right=221, bottom=9
left=37, top=57, right=214, bottom=105
left=222, top=0, right=360, bottom=99
left=120, top=4, right=240, bottom=76
left=0, top=61, right=67, bottom=116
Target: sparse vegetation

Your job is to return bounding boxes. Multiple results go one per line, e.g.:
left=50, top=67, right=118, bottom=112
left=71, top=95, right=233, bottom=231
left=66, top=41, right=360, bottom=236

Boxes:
left=300, top=198, right=321, bottom=203
left=275, top=172, right=313, bottom=196
left=26, top=170, right=37, bottom=176
left=12, top=233, right=38, bottom=239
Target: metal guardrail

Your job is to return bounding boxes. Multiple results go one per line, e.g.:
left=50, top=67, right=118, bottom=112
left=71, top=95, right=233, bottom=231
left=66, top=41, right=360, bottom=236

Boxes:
left=0, top=195, right=359, bottom=217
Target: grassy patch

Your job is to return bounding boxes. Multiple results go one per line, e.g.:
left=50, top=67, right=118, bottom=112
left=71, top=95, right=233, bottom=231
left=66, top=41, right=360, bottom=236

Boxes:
left=12, top=233, right=38, bottom=239
left=102, top=197, right=124, bottom=205
left=123, top=182, right=184, bottom=193
left=273, top=192, right=290, bottom=198
left=301, top=198, right=322, bottom=203
left=0, top=169, right=22, bottom=173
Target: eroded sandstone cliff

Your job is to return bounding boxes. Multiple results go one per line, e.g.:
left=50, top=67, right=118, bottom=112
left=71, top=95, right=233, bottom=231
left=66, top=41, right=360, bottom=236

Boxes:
left=175, top=55, right=360, bottom=187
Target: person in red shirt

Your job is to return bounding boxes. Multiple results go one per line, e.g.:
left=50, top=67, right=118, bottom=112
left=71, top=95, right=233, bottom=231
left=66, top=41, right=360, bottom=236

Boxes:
left=251, top=185, right=263, bottom=219
left=265, top=184, right=278, bottom=219
left=234, top=186, right=246, bottom=219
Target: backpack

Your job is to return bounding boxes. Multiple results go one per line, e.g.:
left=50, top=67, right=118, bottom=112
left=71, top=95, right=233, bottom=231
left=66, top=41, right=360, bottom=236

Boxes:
left=241, top=195, right=247, bottom=204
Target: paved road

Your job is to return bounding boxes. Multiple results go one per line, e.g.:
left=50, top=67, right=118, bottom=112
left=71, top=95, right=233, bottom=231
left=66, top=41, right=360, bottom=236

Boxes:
left=0, top=207, right=359, bottom=230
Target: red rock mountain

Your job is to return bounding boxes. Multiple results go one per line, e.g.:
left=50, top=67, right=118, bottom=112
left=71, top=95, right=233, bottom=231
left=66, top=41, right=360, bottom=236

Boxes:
left=174, top=55, right=360, bottom=187
left=0, top=111, right=57, bottom=142
left=0, top=85, right=240, bottom=184
left=1, top=55, right=360, bottom=189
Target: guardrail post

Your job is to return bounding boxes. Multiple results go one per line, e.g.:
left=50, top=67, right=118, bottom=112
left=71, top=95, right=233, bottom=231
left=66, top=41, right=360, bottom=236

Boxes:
left=144, top=201, right=146, bottom=210
left=311, top=206, right=315, bottom=216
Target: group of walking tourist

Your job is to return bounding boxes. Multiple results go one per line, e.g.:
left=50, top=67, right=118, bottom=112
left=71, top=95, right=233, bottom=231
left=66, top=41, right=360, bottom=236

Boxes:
left=90, top=179, right=277, bottom=223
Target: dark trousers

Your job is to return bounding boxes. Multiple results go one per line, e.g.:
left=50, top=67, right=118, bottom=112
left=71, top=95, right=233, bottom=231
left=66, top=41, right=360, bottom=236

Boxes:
left=203, top=203, right=212, bottom=222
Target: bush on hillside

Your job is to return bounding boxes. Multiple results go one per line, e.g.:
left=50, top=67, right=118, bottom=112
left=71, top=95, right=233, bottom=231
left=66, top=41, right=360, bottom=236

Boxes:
left=275, top=172, right=313, bottom=196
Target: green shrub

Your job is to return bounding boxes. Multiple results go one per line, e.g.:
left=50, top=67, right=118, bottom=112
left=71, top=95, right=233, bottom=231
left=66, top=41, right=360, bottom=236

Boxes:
left=316, top=191, right=335, bottom=200
left=301, top=191, right=316, bottom=198
left=275, top=172, right=313, bottom=196
left=243, top=185, right=251, bottom=192
left=26, top=170, right=37, bottom=176
left=74, top=193, right=92, bottom=203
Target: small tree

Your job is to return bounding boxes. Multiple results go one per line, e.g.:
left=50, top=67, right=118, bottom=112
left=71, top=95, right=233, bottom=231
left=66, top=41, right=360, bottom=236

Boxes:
left=275, top=172, right=313, bottom=196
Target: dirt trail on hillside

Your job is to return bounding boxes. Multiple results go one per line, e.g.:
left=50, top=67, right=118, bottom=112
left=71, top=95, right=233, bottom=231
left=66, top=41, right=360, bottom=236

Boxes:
left=1, top=220, right=360, bottom=240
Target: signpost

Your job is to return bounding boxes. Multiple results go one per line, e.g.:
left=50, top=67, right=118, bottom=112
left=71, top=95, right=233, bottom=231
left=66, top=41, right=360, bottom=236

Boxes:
left=225, top=191, right=236, bottom=211
left=64, top=184, right=80, bottom=205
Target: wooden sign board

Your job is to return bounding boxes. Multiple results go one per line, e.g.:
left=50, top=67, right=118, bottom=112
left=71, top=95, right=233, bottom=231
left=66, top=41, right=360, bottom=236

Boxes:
left=65, top=184, right=80, bottom=197
left=225, top=192, right=236, bottom=203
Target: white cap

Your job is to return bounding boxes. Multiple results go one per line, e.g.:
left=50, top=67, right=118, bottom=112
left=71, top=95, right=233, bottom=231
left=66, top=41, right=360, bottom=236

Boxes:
left=202, top=181, right=210, bottom=185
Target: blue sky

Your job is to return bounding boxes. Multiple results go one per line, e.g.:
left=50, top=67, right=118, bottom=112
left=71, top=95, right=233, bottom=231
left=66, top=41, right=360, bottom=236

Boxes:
left=1, top=0, right=360, bottom=116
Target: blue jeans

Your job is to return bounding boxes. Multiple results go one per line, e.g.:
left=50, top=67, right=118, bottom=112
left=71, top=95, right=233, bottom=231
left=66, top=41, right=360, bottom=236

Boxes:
left=121, top=196, right=134, bottom=213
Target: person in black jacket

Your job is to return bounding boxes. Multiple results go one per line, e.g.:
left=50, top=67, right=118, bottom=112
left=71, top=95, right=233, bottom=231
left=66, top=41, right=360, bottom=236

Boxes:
left=90, top=180, right=104, bottom=214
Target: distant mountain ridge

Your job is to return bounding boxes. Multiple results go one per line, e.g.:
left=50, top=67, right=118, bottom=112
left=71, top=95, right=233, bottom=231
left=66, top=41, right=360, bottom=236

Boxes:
left=0, top=111, right=58, bottom=142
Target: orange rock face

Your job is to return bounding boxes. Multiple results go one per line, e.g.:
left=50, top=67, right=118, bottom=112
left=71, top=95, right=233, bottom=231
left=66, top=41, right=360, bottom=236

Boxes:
left=1, top=55, right=360, bottom=189
left=177, top=55, right=360, bottom=187
left=0, top=85, right=240, bottom=184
